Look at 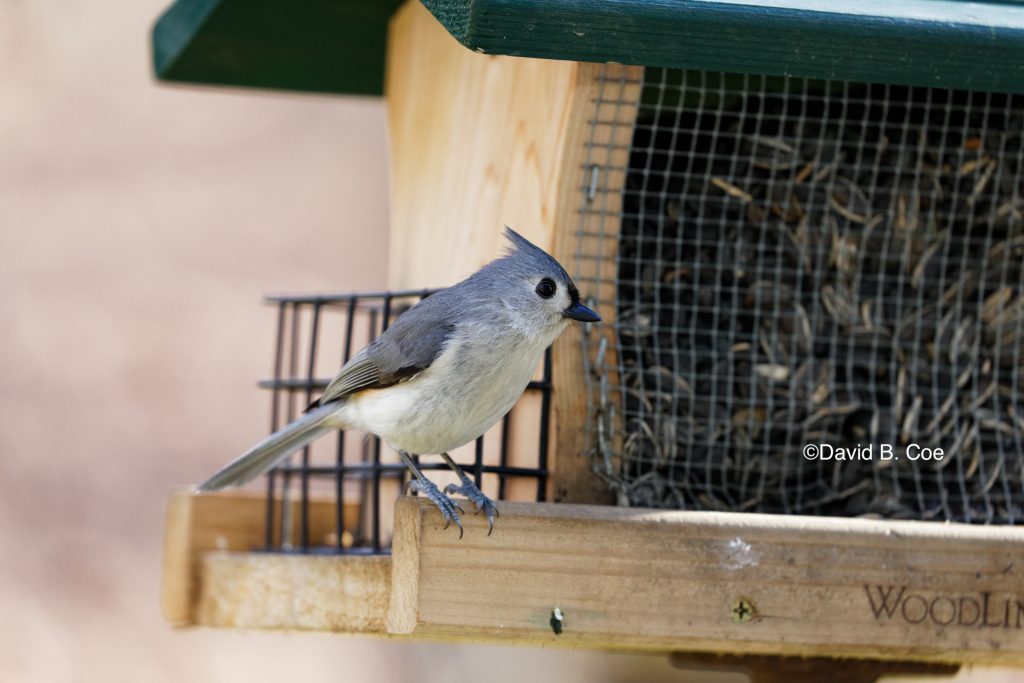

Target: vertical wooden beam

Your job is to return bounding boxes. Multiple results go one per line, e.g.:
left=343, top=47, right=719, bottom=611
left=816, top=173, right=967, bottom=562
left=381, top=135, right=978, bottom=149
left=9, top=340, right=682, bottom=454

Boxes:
left=161, top=488, right=199, bottom=625
left=385, top=0, right=578, bottom=290
left=549, top=64, right=642, bottom=503
left=386, top=494, right=424, bottom=634
left=385, top=2, right=642, bottom=503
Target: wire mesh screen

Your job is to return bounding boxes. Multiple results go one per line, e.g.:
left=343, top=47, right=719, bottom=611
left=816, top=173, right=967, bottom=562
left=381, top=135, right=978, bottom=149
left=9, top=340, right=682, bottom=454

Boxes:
left=580, top=67, right=1024, bottom=523
left=260, top=290, right=552, bottom=554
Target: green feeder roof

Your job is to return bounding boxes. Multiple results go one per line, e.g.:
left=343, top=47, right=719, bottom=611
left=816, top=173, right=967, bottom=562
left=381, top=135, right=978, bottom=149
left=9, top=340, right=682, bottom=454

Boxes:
left=152, top=0, right=1024, bottom=96
left=152, top=0, right=404, bottom=96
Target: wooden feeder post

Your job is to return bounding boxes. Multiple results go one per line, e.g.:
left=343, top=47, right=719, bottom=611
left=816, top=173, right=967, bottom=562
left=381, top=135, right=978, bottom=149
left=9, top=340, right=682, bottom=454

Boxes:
left=384, top=0, right=641, bottom=504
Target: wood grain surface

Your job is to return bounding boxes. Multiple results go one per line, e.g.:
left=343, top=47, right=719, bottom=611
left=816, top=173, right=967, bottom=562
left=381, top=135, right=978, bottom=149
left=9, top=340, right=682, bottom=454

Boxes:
left=548, top=62, right=641, bottom=504
left=386, top=2, right=639, bottom=503
left=389, top=496, right=1024, bottom=665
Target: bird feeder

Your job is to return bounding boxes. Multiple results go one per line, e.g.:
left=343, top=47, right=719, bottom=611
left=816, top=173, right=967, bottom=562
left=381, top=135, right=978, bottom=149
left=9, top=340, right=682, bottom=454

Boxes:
left=155, top=0, right=1024, bottom=677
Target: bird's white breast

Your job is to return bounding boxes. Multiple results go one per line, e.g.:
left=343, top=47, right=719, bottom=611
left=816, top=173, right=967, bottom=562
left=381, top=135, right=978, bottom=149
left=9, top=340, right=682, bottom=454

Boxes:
left=327, top=324, right=558, bottom=455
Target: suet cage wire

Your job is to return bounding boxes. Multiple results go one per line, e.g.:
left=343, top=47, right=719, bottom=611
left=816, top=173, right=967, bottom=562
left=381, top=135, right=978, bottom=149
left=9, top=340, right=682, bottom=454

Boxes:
left=578, top=66, right=1024, bottom=524
left=259, top=290, right=553, bottom=554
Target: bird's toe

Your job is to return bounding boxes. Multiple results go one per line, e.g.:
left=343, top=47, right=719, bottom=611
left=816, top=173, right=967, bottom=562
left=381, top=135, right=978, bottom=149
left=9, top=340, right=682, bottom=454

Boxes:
left=444, top=478, right=498, bottom=535
left=411, top=478, right=465, bottom=537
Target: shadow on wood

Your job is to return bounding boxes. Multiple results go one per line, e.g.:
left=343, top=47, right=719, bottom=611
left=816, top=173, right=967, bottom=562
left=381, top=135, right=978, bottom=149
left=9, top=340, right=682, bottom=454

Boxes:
left=671, top=653, right=959, bottom=683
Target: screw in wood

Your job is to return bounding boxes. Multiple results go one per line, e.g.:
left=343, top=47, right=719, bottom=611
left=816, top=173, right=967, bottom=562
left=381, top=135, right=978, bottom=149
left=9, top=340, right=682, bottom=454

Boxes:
left=550, top=607, right=564, bottom=635
left=731, top=597, right=755, bottom=623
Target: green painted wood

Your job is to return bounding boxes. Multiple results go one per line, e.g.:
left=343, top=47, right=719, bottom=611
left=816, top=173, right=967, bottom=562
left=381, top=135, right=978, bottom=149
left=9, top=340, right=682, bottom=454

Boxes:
left=422, top=0, right=1024, bottom=93
left=152, top=0, right=403, bottom=96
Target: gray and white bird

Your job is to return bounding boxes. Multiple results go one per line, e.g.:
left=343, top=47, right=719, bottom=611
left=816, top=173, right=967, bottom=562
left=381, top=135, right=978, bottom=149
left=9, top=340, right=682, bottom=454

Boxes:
left=197, top=228, right=600, bottom=535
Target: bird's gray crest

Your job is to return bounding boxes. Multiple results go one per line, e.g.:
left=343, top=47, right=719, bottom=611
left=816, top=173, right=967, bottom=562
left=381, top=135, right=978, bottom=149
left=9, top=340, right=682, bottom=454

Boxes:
left=503, top=226, right=542, bottom=255
left=501, top=226, right=569, bottom=279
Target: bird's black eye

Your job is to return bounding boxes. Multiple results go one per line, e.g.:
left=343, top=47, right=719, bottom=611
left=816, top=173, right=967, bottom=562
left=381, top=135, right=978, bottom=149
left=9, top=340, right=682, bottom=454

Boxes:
left=536, top=278, right=556, bottom=299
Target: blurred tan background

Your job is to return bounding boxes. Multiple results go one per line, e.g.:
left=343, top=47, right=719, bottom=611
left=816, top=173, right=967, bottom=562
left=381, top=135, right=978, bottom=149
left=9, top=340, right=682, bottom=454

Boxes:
left=0, top=2, right=1020, bottom=682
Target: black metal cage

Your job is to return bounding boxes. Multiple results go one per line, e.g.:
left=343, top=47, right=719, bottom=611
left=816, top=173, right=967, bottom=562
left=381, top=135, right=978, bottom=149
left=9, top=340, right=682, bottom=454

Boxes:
left=259, top=290, right=552, bottom=554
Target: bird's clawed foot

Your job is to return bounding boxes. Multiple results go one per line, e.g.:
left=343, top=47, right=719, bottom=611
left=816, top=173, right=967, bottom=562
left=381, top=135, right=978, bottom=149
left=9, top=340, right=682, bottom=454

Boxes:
left=408, top=477, right=465, bottom=538
left=445, top=472, right=499, bottom=536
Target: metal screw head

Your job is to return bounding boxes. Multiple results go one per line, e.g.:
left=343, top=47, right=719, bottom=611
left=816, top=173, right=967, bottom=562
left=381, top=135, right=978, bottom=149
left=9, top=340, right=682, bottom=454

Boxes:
left=731, top=597, right=755, bottom=623
left=550, top=607, right=564, bottom=635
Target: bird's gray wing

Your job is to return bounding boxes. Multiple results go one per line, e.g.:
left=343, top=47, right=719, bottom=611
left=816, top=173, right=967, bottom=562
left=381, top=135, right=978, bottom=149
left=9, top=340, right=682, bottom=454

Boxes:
left=313, top=294, right=456, bottom=407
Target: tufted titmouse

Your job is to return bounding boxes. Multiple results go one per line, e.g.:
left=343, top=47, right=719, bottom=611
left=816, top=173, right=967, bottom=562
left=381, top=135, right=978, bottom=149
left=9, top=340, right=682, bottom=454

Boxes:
left=198, top=228, right=600, bottom=535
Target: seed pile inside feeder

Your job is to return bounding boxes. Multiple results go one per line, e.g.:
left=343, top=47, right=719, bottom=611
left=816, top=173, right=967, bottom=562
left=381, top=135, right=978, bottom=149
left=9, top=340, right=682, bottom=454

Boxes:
left=612, top=71, right=1024, bottom=523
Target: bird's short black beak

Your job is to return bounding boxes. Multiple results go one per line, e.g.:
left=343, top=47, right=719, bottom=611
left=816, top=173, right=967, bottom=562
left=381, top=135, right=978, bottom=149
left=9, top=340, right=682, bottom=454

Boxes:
left=564, top=301, right=601, bottom=323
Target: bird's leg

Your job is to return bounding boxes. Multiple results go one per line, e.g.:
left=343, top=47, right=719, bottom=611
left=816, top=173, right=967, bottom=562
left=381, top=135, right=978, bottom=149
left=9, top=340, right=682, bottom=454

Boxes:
left=398, top=450, right=464, bottom=538
left=440, top=452, right=499, bottom=535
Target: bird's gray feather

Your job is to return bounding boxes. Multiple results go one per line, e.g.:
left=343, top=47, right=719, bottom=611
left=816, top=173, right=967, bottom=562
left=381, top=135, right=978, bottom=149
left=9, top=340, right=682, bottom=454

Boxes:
left=315, top=295, right=456, bottom=406
left=199, top=227, right=587, bottom=499
left=196, top=403, right=334, bottom=492
left=316, top=227, right=562, bottom=408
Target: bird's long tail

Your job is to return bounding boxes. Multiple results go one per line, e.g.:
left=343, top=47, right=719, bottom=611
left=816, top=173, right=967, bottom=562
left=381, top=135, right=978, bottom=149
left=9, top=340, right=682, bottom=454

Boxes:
left=196, top=403, right=336, bottom=492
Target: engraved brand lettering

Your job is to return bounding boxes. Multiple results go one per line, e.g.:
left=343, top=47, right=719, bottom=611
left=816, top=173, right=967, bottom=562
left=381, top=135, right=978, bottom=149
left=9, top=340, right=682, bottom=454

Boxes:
left=929, top=596, right=956, bottom=626
left=865, top=586, right=1024, bottom=630
left=900, top=595, right=928, bottom=624
left=959, top=596, right=980, bottom=626
left=864, top=584, right=905, bottom=619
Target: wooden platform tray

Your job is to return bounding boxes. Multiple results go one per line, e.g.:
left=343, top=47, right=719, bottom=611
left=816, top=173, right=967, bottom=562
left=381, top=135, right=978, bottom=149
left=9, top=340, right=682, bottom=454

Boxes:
left=162, top=491, right=1024, bottom=665
left=161, top=489, right=391, bottom=632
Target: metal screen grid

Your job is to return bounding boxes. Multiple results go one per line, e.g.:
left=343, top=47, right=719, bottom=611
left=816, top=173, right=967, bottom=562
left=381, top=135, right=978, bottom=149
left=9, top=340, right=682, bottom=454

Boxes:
left=260, top=291, right=552, bottom=554
left=581, top=67, right=1024, bottom=523
left=575, top=66, right=643, bottom=502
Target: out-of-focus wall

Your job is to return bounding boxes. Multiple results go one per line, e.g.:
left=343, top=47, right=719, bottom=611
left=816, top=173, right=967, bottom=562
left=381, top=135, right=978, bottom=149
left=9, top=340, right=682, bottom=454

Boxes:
left=0, top=1, right=392, bottom=680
